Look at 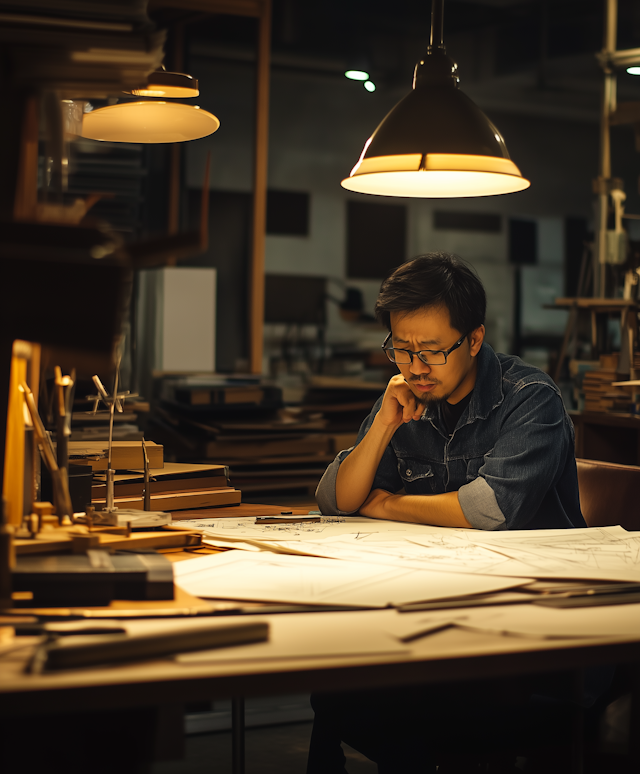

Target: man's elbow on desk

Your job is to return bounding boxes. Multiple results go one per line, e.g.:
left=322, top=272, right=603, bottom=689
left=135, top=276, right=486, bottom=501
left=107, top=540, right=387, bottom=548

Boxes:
left=359, top=489, right=474, bottom=529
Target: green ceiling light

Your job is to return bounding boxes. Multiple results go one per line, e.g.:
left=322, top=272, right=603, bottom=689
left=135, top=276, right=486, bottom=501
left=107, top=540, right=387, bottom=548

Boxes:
left=341, top=0, right=530, bottom=198
left=364, top=81, right=376, bottom=92
left=627, top=66, right=640, bottom=75
left=346, top=70, right=370, bottom=81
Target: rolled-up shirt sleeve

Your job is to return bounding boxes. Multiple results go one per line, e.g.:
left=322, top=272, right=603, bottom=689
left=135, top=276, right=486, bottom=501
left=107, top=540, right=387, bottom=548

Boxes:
left=457, top=381, right=572, bottom=530
left=457, top=477, right=506, bottom=530
left=315, top=397, right=403, bottom=515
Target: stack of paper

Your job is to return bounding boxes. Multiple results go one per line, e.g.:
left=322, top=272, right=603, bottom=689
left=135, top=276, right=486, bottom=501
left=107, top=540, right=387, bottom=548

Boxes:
left=173, top=549, right=529, bottom=608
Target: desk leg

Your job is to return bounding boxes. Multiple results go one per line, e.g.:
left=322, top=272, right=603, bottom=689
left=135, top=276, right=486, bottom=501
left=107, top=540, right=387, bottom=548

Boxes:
left=629, top=664, right=640, bottom=770
left=571, top=671, right=584, bottom=774
left=232, top=696, right=245, bottom=774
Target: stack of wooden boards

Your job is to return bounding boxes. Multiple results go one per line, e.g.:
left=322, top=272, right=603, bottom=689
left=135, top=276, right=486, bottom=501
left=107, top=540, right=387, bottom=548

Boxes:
left=574, top=354, right=636, bottom=413
left=68, top=440, right=241, bottom=510
left=145, top=375, right=385, bottom=497
left=70, top=440, right=164, bottom=471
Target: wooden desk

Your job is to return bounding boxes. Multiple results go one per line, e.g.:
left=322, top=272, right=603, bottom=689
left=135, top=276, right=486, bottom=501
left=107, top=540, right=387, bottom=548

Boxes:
left=1, top=607, right=640, bottom=772
left=3, top=609, right=640, bottom=712
left=5, top=504, right=640, bottom=772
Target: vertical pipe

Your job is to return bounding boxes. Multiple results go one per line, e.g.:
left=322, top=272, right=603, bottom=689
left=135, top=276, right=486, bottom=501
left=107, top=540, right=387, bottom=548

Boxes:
left=604, top=0, right=617, bottom=52
left=537, top=0, right=549, bottom=90
left=249, top=0, right=272, bottom=374
left=430, top=0, right=445, bottom=50
left=167, top=22, right=185, bottom=264
left=596, top=0, right=618, bottom=297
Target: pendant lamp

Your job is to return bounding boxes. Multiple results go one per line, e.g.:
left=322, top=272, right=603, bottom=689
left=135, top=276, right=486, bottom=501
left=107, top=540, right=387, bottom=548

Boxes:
left=341, top=0, right=530, bottom=198
left=127, top=70, right=199, bottom=98
left=81, top=69, right=219, bottom=144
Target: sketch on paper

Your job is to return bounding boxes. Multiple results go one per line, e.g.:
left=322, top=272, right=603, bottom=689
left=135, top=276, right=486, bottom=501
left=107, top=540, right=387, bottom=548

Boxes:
left=173, top=550, right=527, bottom=607
left=176, top=515, right=433, bottom=542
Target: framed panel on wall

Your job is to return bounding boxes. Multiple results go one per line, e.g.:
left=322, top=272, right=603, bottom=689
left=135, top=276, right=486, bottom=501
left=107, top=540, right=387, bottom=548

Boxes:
left=266, top=190, right=310, bottom=236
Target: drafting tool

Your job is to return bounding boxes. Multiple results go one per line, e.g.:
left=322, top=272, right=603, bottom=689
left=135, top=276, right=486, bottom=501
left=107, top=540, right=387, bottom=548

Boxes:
left=83, top=356, right=169, bottom=529
left=85, top=345, right=138, bottom=514
left=255, top=517, right=321, bottom=524
left=396, top=591, right=534, bottom=612
left=534, top=593, right=640, bottom=608
left=530, top=581, right=640, bottom=608
left=30, top=619, right=269, bottom=672
left=53, top=366, right=74, bottom=473
left=142, top=439, right=151, bottom=511
left=20, top=383, right=73, bottom=525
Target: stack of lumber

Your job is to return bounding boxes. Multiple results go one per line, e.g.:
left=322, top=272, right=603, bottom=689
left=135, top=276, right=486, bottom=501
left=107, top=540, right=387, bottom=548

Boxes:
left=91, top=462, right=240, bottom=511
left=580, top=354, right=632, bottom=413
left=302, top=375, right=386, bottom=433
left=159, top=376, right=282, bottom=412
left=144, top=375, right=383, bottom=498
left=69, top=440, right=165, bottom=471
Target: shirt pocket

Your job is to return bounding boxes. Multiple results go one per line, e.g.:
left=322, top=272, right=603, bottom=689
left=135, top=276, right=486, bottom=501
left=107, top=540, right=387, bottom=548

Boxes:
left=397, top=458, right=434, bottom=485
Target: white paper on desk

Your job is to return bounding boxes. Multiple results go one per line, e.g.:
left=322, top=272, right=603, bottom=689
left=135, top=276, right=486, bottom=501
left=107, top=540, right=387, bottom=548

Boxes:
left=406, top=526, right=640, bottom=583
left=176, top=516, right=445, bottom=543
left=453, top=602, right=640, bottom=639
left=267, top=536, right=520, bottom=575
left=173, top=550, right=527, bottom=607
left=176, top=609, right=410, bottom=664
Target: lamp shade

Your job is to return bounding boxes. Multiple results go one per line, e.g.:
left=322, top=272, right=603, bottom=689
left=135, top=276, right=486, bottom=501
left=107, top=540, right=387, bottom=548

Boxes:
left=127, top=70, right=199, bottom=98
left=341, top=51, right=529, bottom=197
left=81, top=101, right=220, bottom=144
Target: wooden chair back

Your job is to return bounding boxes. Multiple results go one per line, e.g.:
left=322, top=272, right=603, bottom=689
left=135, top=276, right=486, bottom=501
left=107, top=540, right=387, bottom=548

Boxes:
left=576, top=458, right=640, bottom=530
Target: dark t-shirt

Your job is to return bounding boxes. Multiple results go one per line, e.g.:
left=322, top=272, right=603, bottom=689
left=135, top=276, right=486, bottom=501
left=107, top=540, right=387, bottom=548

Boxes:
left=441, top=391, right=474, bottom=435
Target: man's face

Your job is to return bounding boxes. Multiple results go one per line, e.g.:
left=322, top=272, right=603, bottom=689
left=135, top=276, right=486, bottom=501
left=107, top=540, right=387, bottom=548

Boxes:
left=389, top=306, right=485, bottom=406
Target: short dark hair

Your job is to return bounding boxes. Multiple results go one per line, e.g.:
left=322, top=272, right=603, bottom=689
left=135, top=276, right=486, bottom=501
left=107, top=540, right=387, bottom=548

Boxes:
left=374, top=252, right=486, bottom=334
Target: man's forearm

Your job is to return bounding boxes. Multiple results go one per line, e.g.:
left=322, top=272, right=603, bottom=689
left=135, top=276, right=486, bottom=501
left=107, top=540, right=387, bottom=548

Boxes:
left=360, top=489, right=473, bottom=528
left=335, top=417, right=399, bottom=512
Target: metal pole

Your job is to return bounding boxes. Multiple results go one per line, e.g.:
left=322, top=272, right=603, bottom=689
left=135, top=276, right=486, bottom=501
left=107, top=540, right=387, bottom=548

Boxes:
left=596, top=0, right=618, bottom=297
left=232, top=697, right=245, bottom=774
left=430, top=0, right=445, bottom=51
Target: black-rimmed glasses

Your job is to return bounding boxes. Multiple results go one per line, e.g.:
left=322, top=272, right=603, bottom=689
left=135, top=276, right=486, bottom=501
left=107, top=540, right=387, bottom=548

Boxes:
left=382, top=331, right=467, bottom=366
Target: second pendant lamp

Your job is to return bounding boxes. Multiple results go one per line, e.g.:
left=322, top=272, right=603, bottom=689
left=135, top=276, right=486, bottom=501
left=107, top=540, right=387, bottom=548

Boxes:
left=341, top=0, right=529, bottom=198
left=82, top=70, right=220, bottom=144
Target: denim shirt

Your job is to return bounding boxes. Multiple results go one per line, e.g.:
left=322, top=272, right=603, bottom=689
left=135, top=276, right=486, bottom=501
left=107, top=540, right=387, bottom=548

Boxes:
left=316, top=343, right=585, bottom=530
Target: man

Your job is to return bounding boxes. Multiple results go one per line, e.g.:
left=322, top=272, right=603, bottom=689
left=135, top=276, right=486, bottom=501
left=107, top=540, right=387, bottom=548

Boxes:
left=308, top=253, right=592, bottom=774
left=316, top=252, right=584, bottom=531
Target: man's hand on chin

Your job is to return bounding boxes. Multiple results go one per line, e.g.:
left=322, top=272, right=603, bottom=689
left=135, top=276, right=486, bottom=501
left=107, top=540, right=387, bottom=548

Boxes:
left=359, top=489, right=394, bottom=519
